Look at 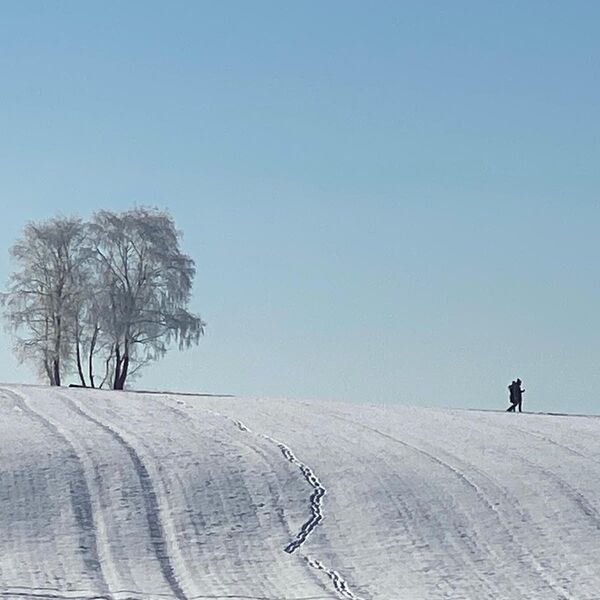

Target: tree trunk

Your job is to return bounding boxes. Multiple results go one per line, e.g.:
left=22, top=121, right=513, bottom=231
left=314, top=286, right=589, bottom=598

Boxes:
left=113, top=344, right=121, bottom=389
left=113, top=339, right=130, bottom=390
left=52, top=358, right=61, bottom=387
left=75, top=323, right=87, bottom=387
left=44, top=358, right=53, bottom=386
left=99, top=346, right=114, bottom=389
left=88, top=325, right=99, bottom=388
left=53, top=314, right=62, bottom=386
left=115, top=353, right=129, bottom=390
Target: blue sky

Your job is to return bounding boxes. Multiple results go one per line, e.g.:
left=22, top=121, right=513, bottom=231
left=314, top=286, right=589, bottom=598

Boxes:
left=1, top=1, right=599, bottom=413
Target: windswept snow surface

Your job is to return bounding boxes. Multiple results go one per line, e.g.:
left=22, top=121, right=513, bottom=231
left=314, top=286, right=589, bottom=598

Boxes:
left=1, top=385, right=600, bottom=599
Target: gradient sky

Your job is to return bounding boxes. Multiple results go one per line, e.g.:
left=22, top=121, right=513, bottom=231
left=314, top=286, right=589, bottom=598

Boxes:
left=1, top=1, right=599, bottom=413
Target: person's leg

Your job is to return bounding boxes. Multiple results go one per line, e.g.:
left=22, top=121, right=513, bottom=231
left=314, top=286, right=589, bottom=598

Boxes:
left=507, top=404, right=515, bottom=412
left=518, top=400, right=522, bottom=412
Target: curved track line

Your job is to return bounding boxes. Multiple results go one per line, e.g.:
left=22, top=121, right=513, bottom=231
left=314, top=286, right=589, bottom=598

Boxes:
left=151, top=397, right=335, bottom=599
left=153, top=398, right=327, bottom=591
left=59, top=394, right=188, bottom=600
left=0, top=588, right=333, bottom=600
left=324, top=410, right=576, bottom=600
left=487, top=423, right=600, bottom=527
left=1, top=388, right=112, bottom=597
left=421, top=422, right=600, bottom=599
left=513, top=426, right=593, bottom=461
left=208, top=409, right=365, bottom=600
left=286, top=408, right=508, bottom=599
left=463, top=416, right=600, bottom=529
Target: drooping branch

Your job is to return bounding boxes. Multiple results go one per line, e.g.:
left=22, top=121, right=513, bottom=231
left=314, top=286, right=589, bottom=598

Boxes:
left=3, top=208, right=205, bottom=389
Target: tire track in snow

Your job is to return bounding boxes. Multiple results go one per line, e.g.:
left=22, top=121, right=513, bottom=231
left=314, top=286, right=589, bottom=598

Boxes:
left=463, top=415, right=600, bottom=531
left=227, top=416, right=364, bottom=599
left=424, top=425, right=600, bottom=599
left=151, top=399, right=295, bottom=599
left=488, top=423, right=600, bottom=528
left=235, top=407, right=496, bottom=599
left=0, top=587, right=334, bottom=600
left=153, top=398, right=328, bottom=600
left=59, top=394, right=189, bottom=600
left=513, top=426, right=594, bottom=461
left=262, top=411, right=497, bottom=598
left=324, top=410, right=576, bottom=600
left=1, top=388, right=112, bottom=597
left=425, top=409, right=600, bottom=600
left=409, top=446, right=574, bottom=600
left=529, top=462, right=600, bottom=525
left=293, top=408, right=507, bottom=600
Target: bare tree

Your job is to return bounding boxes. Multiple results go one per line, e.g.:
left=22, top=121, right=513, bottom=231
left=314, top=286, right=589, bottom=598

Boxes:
left=89, top=207, right=205, bottom=389
left=1, top=217, right=88, bottom=385
left=71, top=256, right=112, bottom=388
left=2, top=208, right=204, bottom=389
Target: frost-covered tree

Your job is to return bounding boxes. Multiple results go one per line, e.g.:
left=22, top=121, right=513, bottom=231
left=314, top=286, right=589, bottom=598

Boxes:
left=71, top=252, right=113, bottom=389
left=88, top=207, right=205, bottom=389
left=1, top=217, right=89, bottom=386
left=3, top=208, right=204, bottom=389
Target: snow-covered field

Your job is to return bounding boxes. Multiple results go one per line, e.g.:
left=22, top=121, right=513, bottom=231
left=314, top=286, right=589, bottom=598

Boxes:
left=1, top=384, right=599, bottom=600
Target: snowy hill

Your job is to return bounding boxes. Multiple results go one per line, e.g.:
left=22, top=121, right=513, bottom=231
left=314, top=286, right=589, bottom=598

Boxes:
left=1, top=385, right=599, bottom=600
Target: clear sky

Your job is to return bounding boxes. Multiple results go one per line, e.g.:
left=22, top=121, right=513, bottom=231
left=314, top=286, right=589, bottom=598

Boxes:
left=1, top=1, right=599, bottom=413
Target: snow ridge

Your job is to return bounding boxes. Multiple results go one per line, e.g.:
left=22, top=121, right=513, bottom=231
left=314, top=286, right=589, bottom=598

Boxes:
left=235, top=419, right=327, bottom=554
left=5, top=387, right=600, bottom=598
left=227, top=414, right=363, bottom=600
left=61, top=396, right=189, bottom=600
left=3, top=388, right=113, bottom=598
left=326, top=410, right=578, bottom=600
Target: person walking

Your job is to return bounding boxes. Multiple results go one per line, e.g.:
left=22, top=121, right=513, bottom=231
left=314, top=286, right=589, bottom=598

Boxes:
left=507, top=380, right=516, bottom=411
left=506, top=378, right=525, bottom=412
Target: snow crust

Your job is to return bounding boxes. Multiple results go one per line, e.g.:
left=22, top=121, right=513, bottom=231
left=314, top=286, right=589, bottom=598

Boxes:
left=1, top=384, right=599, bottom=599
